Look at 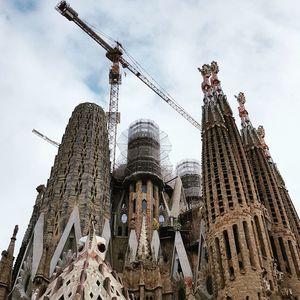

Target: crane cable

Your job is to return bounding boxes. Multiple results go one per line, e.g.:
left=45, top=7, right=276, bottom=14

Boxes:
left=81, top=19, right=196, bottom=125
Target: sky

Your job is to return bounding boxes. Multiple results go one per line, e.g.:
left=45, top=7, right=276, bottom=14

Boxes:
left=0, top=0, right=300, bottom=253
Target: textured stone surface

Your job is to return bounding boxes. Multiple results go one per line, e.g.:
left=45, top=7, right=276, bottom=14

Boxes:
left=1, top=85, right=299, bottom=299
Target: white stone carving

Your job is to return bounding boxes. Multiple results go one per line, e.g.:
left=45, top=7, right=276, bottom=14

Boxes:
left=40, top=227, right=127, bottom=299
left=32, top=213, right=44, bottom=278
left=49, top=206, right=82, bottom=276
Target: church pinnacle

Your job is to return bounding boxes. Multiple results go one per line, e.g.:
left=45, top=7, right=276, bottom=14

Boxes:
left=0, top=225, right=18, bottom=299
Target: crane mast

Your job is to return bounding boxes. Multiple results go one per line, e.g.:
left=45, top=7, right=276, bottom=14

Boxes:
left=107, top=54, right=121, bottom=171
left=56, top=1, right=201, bottom=170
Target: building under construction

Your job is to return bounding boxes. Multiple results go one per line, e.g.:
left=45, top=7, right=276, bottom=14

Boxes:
left=1, top=60, right=300, bottom=299
left=1, top=2, right=300, bottom=300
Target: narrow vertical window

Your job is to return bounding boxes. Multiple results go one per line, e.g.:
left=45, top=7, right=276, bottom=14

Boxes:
left=142, top=199, right=147, bottom=212
left=288, top=240, right=300, bottom=278
left=223, top=230, right=234, bottom=278
left=254, top=216, right=267, bottom=257
left=133, top=199, right=136, bottom=213
left=243, top=221, right=256, bottom=268
left=269, top=234, right=281, bottom=271
left=233, top=224, right=245, bottom=272
left=251, top=220, right=262, bottom=267
left=215, top=237, right=225, bottom=288
left=278, top=237, right=291, bottom=274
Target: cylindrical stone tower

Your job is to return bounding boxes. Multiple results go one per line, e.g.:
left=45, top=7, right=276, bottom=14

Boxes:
left=11, top=102, right=110, bottom=297
left=42, top=102, right=110, bottom=236
left=125, top=119, right=163, bottom=244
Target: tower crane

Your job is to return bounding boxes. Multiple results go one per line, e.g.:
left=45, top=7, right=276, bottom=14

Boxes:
left=55, top=1, right=201, bottom=171
left=32, top=129, right=60, bottom=148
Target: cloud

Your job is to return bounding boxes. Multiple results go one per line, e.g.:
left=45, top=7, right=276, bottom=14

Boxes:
left=0, top=0, right=299, bottom=254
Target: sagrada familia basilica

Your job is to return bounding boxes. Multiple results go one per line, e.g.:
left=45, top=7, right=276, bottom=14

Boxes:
left=0, top=61, right=300, bottom=299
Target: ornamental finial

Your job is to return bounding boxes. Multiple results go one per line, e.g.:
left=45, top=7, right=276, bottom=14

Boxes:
left=235, top=92, right=250, bottom=126
left=210, top=61, right=219, bottom=74
left=257, top=125, right=272, bottom=159
left=257, top=125, right=265, bottom=139
left=198, top=64, right=212, bottom=96
left=210, top=61, right=222, bottom=93
left=13, top=225, right=18, bottom=238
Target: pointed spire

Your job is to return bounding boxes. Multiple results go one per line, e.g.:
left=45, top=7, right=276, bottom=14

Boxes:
left=200, top=62, right=227, bottom=131
left=8, top=225, right=18, bottom=255
left=137, top=213, right=150, bottom=260
left=236, top=93, right=262, bottom=148
left=0, top=225, right=18, bottom=299
left=257, top=125, right=272, bottom=161
left=236, top=93, right=273, bottom=160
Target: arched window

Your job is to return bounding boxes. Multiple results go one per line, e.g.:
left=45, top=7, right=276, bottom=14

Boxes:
left=159, top=214, right=165, bottom=224
left=142, top=200, right=147, bottom=212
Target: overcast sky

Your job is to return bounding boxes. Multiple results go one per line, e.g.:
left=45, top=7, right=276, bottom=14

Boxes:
left=1, top=0, right=300, bottom=253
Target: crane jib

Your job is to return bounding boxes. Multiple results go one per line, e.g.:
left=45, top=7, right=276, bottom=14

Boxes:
left=56, top=1, right=201, bottom=131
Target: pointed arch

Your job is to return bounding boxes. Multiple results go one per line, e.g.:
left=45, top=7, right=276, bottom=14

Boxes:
left=49, top=206, right=82, bottom=276
left=32, top=213, right=44, bottom=277
left=171, top=231, right=193, bottom=278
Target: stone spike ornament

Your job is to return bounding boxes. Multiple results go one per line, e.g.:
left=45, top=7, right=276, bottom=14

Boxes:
left=236, top=92, right=251, bottom=127
left=210, top=61, right=222, bottom=94
left=0, top=225, right=18, bottom=300
left=137, top=213, right=151, bottom=260
left=257, top=125, right=272, bottom=160
left=199, top=64, right=212, bottom=97
left=39, top=223, right=128, bottom=299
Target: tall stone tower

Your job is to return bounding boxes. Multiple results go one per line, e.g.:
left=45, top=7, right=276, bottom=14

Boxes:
left=125, top=119, right=162, bottom=244
left=200, top=62, right=276, bottom=299
left=238, top=93, right=300, bottom=297
left=10, top=102, right=111, bottom=298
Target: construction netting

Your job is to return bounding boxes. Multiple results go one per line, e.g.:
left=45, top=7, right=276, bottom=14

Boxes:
left=115, top=119, right=173, bottom=181
left=176, top=159, right=201, bottom=198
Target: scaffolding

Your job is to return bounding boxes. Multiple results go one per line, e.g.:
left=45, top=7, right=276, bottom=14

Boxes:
left=176, top=159, right=201, bottom=199
left=115, top=119, right=173, bottom=181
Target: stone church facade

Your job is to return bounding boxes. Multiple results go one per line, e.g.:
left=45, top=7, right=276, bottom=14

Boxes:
left=1, top=62, right=300, bottom=299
